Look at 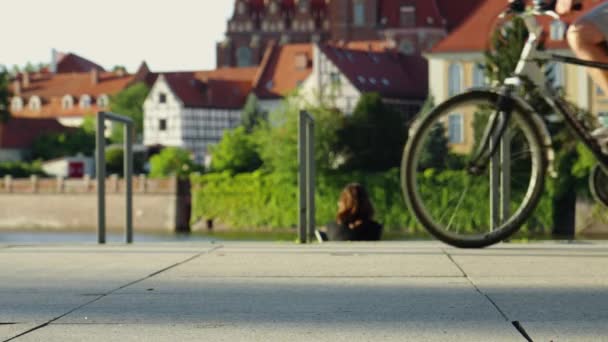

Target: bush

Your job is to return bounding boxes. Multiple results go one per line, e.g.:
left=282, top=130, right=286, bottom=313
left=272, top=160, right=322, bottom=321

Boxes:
left=191, top=168, right=554, bottom=234
left=0, top=161, right=45, bottom=177
left=210, top=126, right=261, bottom=174
left=149, top=147, right=202, bottom=179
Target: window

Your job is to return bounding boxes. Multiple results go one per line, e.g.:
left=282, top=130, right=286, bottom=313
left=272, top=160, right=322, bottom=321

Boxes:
left=97, top=94, right=109, bottom=108
left=546, top=62, right=564, bottom=89
left=597, top=85, right=605, bottom=96
left=159, top=93, right=167, bottom=104
left=448, top=63, right=463, bottom=96
left=29, top=96, right=41, bottom=111
left=330, top=72, right=341, bottom=85
left=62, top=95, right=74, bottom=110
left=80, top=95, right=91, bottom=109
left=399, top=39, right=415, bottom=55
left=600, top=112, right=608, bottom=127
left=400, top=6, right=416, bottom=27
left=159, top=119, right=167, bottom=131
left=472, top=64, right=486, bottom=88
left=448, top=114, right=464, bottom=144
left=295, top=53, right=308, bottom=70
left=11, top=97, right=23, bottom=112
left=237, top=46, right=252, bottom=67
left=353, top=0, right=365, bottom=26
left=550, top=20, right=566, bottom=40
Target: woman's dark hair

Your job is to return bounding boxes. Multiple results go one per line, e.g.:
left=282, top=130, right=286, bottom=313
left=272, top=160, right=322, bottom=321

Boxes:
left=336, top=183, right=374, bottom=226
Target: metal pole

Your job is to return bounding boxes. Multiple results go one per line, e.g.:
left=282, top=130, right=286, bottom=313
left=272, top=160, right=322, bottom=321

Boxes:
left=298, top=111, right=307, bottom=243
left=306, top=117, right=315, bottom=242
left=96, top=112, right=106, bottom=244
left=490, top=136, right=500, bottom=231
left=500, top=130, right=511, bottom=224
left=124, top=122, right=133, bottom=244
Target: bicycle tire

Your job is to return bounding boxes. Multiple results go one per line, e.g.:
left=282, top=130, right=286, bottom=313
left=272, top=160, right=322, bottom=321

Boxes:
left=590, top=164, right=608, bottom=207
left=401, top=90, right=547, bottom=248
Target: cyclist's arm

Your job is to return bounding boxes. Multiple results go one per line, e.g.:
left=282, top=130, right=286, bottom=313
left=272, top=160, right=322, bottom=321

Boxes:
left=556, top=0, right=582, bottom=14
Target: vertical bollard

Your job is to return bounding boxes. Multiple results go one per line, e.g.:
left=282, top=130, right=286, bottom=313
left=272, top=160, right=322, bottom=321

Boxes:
left=97, top=112, right=106, bottom=244
left=124, top=122, right=133, bottom=244
left=298, top=111, right=307, bottom=243
left=490, top=136, right=500, bottom=230
left=306, top=118, right=315, bottom=243
left=500, top=130, right=511, bottom=225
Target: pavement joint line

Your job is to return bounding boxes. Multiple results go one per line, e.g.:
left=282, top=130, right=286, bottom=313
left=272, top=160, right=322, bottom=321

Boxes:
left=1, top=244, right=224, bottom=342
left=441, top=249, right=510, bottom=321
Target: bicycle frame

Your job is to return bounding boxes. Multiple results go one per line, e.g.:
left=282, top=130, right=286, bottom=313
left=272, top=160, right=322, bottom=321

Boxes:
left=473, top=8, right=608, bottom=174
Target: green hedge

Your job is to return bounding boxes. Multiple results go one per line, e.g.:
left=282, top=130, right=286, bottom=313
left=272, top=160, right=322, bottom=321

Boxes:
left=191, top=169, right=554, bottom=234
left=0, top=161, right=45, bottom=178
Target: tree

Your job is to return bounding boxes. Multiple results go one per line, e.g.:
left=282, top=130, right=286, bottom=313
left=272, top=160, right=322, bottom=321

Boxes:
left=149, top=147, right=201, bottom=179
left=241, top=94, right=266, bottom=133
left=253, top=94, right=343, bottom=174
left=30, top=125, right=96, bottom=160
left=109, top=82, right=149, bottom=142
left=0, top=66, right=10, bottom=122
left=337, top=92, right=407, bottom=171
left=210, top=126, right=261, bottom=173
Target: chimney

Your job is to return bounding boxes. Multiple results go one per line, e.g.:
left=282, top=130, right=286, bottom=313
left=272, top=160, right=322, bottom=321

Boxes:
left=50, top=48, right=58, bottom=73
left=91, top=69, right=99, bottom=85
left=12, top=80, right=21, bottom=96
left=22, top=73, right=30, bottom=89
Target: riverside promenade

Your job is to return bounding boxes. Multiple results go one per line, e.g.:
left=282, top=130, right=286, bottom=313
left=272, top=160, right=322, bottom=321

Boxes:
left=1, top=241, right=608, bottom=341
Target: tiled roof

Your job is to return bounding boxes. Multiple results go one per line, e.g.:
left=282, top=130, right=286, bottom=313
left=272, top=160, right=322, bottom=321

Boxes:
left=0, top=118, right=68, bottom=149
left=341, top=40, right=392, bottom=53
left=431, top=0, right=600, bottom=54
left=254, top=43, right=313, bottom=99
left=10, top=71, right=134, bottom=118
left=56, top=53, right=105, bottom=73
left=319, top=45, right=428, bottom=100
left=161, top=67, right=258, bottom=109
left=435, top=0, right=485, bottom=31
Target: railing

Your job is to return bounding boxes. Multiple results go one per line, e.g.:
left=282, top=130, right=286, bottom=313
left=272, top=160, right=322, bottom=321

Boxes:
left=96, top=112, right=134, bottom=244
left=298, top=111, right=315, bottom=243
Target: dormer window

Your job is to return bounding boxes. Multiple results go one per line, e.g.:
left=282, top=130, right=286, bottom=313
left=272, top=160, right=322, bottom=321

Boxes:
left=550, top=20, right=567, bottom=40
left=80, top=94, right=92, bottom=109
left=11, top=97, right=23, bottom=112
left=62, top=95, right=74, bottom=110
left=29, top=96, right=41, bottom=112
left=97, top=94, right=109, bottom=108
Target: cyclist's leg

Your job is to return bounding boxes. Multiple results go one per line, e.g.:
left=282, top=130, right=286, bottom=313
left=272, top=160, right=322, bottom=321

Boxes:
left=567, top=4, right=608, bottom=95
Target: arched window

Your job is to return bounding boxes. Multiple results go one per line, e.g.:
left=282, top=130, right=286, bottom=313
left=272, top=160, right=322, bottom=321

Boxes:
left=97, top=94, right=109, bottom=108
left=472, top=63, right=486, bottom=88
left=448, top=63, right=463, bottom=96
left=11, top=97, right=23, bottom=112
left=62, top=95, right=74, bottom=110
left=236, top=46, right=252, bottom=67
left=353, top=0, right=365, bottom=26
left=29, top=96, right=41, bottom=111
left=550, top=20, right=566, bottom=40
left=547, top=62, right=564, bottom=89
left=80, top=94, right=91, bottom=109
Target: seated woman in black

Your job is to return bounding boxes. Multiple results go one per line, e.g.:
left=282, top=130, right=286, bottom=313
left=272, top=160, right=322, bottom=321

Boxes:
left=322, top=183, right=382, bottom=241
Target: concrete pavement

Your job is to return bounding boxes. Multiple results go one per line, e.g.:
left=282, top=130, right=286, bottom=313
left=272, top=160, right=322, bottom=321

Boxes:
left=1, top=241, right=608, bottom=341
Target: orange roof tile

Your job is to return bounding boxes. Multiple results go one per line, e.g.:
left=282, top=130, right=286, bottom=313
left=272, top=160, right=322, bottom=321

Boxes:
left=254, top=43, right=313, bottom=99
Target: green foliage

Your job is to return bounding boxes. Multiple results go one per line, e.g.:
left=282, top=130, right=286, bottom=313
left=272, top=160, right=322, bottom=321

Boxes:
left=0, top=66, right=10, bottom=123
left=337, top=92, right=407, bottom=171
left=191, top=169, right=553, bottom=233
left=241, top=94, right=266, bottom=133
left=30, top=125, right=96, bottom=161
left=253, top=95, right=343, bottom=174
left=149, top=147, right=201, bottom=179
left=109, top=82, right=149, bottom=142
left=484, top=17, right=528, bottom=84
left=105, top=147, right=124, bottom=175
left=210, top=126, right=261, bottom=174
left=0, top=161, right=45, bottom=177
left=419, top=123, right=449, bottom=170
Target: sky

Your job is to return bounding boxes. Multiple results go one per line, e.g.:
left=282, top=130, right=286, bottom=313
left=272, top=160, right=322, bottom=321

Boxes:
left=2, top=0, right=235, bottom=73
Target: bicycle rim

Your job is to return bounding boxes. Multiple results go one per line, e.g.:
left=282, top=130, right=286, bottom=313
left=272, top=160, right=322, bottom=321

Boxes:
left=402, top=91, right=546, bottom=248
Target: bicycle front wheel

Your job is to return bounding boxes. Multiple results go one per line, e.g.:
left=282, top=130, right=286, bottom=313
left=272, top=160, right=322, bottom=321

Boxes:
left=402, top=91, right=547, bottom=248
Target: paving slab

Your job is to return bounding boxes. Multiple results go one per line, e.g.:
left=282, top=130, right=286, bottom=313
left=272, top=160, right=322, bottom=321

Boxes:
left=16, top=322, right=522, bottom=342
left=0, top=324, right=39, bottom=341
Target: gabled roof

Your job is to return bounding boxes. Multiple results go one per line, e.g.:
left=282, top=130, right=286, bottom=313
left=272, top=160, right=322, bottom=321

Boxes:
left=10, top=71, right=134, bottom=118
left=0, top=118, right=68, bottom=149
left=435, top=0, right=485, bottom=31
left=430, top=0, right=599, bottom=54
left=253, top=43, right=313, bottom=99
left=56, top=52, right=105, bottom=73
left=160, top=67, right=258, bottom=109
left=319, top=45, right=428, bottom=100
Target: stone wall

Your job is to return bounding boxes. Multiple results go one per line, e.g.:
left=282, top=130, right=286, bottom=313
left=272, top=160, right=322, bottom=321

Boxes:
left=0, top=176, right=190, bottom=232
left=576, top=199, right=608, bottom=236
